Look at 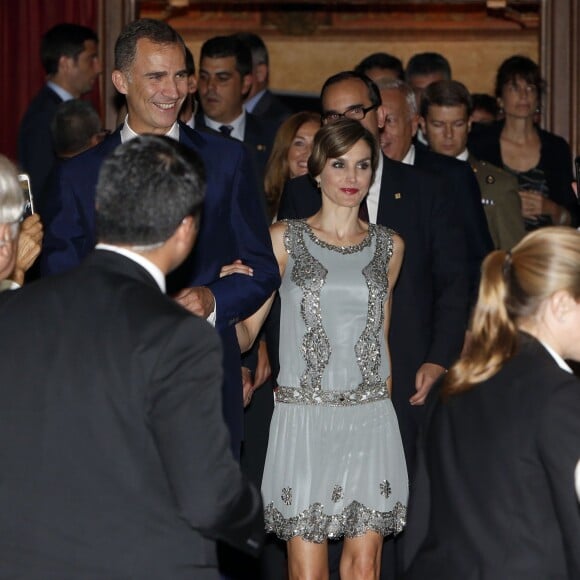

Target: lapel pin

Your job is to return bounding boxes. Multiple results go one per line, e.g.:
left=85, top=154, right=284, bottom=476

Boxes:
left=257, top=144, right=266, bottom=152
left=394, top=192, right=402, bottom=199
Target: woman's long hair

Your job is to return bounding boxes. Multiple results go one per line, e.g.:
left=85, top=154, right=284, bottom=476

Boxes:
left=443, top=227, right=580, bottom=397
left=264, top=111, right=320, bottom=220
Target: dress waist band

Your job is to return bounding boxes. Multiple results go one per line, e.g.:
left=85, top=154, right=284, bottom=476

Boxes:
left=275, top=383, right=389, bottom=406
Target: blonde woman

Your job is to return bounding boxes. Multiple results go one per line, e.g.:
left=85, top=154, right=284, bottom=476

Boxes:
left=406, top=227, right=580, bottom=579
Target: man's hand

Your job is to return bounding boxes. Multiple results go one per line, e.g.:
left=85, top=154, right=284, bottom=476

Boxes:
left=174, top=286, right=215, bottom=318
left=410, top=362, right=446, bottom=406
left=253, top=339, right=272, bottom=389
left=11, top=214, right=43, bottom=285
left=242, top=366, right=254, bottom=407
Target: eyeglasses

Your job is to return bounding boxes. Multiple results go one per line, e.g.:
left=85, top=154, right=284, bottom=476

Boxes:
left=321, top=104, right=378, bottom=124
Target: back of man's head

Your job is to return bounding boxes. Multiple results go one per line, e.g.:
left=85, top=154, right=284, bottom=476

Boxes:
left=420, top=79, right=472, bottom=118
left=41, top=23, right=98, bottom=76
left=95, top=136, right=205, bottom=249
left=114, top=18, right=185, bottom=73
left=355, top=52, right=404, bottom=81
left=405, top=52, right=451, bottom=82
left=51, top=100, right=103, bottom=158
left=233, top=32, right=268, bottom=69
left=200, top=35, right=252, bottom=79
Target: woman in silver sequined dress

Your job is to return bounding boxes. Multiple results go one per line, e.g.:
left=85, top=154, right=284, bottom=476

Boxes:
left=233, top=119, right=408, bottom=579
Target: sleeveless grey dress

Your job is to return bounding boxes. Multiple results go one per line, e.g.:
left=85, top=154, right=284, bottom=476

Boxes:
left=262, top=220, right=408, bottom=542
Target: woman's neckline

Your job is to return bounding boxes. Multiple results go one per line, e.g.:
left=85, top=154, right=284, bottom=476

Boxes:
left=301, top=220, right=372, bottom=254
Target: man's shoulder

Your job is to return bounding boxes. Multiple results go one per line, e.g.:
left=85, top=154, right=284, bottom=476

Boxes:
left=180, top=122, right=246, bottom=161
left=60, top=132, right=121, bottom=179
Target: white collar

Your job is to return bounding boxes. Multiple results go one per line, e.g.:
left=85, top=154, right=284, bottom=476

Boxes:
left=204, top=110, right=246, bottom=142
left=401, top=144, right=415, bottom=166
left=120, top=115, right=180, bottom=143
left=456, top=148, right=469, bottom=162
left=538, top=339, right=573, bottom=374
left=46, top=81, right=75, bottom=102
left=95, top=244, right=166, bottom=293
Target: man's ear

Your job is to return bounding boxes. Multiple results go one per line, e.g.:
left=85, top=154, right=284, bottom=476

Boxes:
left=255, top=63, right=268, bottom=84
left=241, top=73, right=253, bottom=97
left=419, top=116, right=427, bottom=134
left=112, top=70, right=128, bottom=95
left=187, top=74, right=197, bottom=95
left=376, top=104, right=386, bottom=130
left=410, top=113, right=419, bottom=137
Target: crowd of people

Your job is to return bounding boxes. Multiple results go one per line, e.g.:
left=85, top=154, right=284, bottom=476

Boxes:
left=1, top=16, right=579, bottom=580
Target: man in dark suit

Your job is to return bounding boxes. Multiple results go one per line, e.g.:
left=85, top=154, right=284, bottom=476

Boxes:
left=418, top=79, right=526, bottom=251
left=375, top=77, right=493, bottom=301
left=0, top=135, right=264, bottom=579
left=18, top=23, right=101, bottom=198
left=277, top=71, right=469, bottom=579
left=234, top=32, right=291, bottom=125
left=40, top=19, right=280, bottom=461
left=196, top=34, right=278, bottom=185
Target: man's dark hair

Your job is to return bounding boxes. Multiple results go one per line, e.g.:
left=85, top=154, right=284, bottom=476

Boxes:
left=200, top=35, right=252, bottom=79
left=420, top=79, right=473, bottom=118
left=320, top=71, right=382, bottom=109
left=114, top=18, right=185, bottom=73
left=96, top=136, right=206, bottom=246
left=494, top=55, right=545, bottom=99
left=184, top=45, right=195, bottom=76
left=406, top=52, right=452, bottom=82
left=471, top=93, right=499, bottom=118
left=41, top=23, right=98, bottom=76
left=233, top=32, right=268, bottom=68
left=355, top=52, right=404, bottom=81
left=51, top=100, right=102, bottom=157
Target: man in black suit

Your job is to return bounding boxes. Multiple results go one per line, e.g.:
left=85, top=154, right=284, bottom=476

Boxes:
left=0, top=135, right=263, bottom=579
left=18, top=23, right=101, bottom=198
left=196, top=34, right=278, bottom=185
left=234, top=32, right=291, bottom=125
left=278, top=71, right=469, bottom=578
left=376, top=77, right=493, bottom=301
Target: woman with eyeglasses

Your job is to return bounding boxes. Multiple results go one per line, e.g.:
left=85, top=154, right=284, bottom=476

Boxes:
left=405, top=226, right=580, bottom=579
left=469, top=56, right=578, bottom=230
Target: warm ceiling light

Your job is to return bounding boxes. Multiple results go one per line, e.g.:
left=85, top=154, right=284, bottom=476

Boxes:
left=168, top=0, right=189, bottom=7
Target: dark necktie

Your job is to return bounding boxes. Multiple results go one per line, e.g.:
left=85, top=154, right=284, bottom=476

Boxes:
left=358, top=197, right=369, bottom=222
left=219, top=124, right=233, bottom=137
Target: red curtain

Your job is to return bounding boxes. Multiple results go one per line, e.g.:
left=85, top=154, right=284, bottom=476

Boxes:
left=0, top=0, right=99, bottom=162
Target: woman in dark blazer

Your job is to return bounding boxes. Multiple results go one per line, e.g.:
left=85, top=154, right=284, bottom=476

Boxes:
left=468, top=56, right=578, bottom=229
left=405, top=226, right=580, bottom=579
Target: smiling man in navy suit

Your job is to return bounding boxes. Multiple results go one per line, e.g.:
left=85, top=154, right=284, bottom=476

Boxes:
left=41, top=19, right=280, bottom=461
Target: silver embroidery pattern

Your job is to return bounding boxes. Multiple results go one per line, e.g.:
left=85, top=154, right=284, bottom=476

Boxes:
left=284, top=221, right=330, bottom=392
left=355, top=225, right=394, bottom=388
left=276, top=383, right=388, bottom=406
left=264, top=500, right=406, bottom=543
left=279, top=221, right=393, bottom=407
left=331, top=485, right=344, bottom=503
left=380, top=480, right=392, bottom=498
left=281, top=487, right=293, bottom=506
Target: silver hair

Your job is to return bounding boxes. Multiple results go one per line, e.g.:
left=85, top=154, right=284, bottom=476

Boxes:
left=0, top=156, right=24, bottom=236
left=375, top=78, right=417, bottom=119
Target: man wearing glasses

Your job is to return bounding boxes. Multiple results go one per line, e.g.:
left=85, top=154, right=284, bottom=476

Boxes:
left=278, top=70, right=469, bottom=579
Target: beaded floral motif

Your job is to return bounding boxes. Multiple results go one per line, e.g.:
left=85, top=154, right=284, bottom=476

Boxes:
left=284, top=221, right=330, bottom=393
left=280, top=221, right=394, bottom=406
left=380, top=480, right=392, bottom=499
left=354, top=226, right=393, bottom=387
left=331, top=485, right=344, bottom=503
left=281, top=487, right=293, bottom=506
left=264, top=500, right=407, bottom=543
